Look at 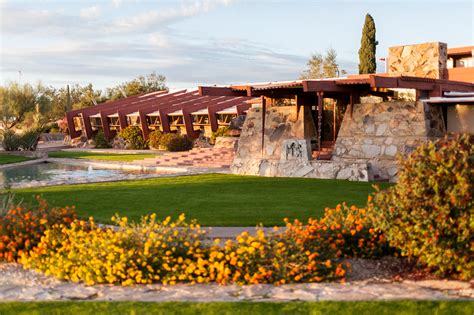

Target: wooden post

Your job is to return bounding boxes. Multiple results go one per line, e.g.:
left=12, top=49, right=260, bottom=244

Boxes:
left=295, top=95, right=301, bottom=120
left=261, top=96, right=266, bottom=157
left=349, top=93, right=354, bottom=119
left=317, top=92, right=323, bottom=160
left=100, top=111, right=112, bottom=141
left=333, top=99, right=337, bottom=142
left=82, top=113, right=94, bottom=140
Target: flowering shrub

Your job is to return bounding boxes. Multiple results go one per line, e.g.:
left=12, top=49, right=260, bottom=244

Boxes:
left=209, top=229, right=346, bottom=285
left=21, top=214, right=212, bottom=286
left=21, top=212, right=351, bottom=286
left=284, top=202, right=391, bottom=261
left=0, top=197, right=76, bottom=262
left=369, top=134, right=473, bottom=279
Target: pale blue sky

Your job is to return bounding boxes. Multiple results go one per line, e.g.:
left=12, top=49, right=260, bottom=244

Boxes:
left=1, top=0, right=473, bottom=90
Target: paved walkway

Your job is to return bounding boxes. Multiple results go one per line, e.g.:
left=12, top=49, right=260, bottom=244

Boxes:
left=0, top=263, right=471, bottom=302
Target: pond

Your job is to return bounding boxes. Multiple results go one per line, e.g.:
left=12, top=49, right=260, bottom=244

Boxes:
left=0, top=162, right=162, bottom=188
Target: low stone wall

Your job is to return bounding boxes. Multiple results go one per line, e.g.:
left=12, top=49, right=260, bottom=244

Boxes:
left=231, top=157, right=368, bottom=181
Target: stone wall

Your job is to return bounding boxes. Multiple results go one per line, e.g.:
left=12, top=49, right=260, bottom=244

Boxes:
left=235, top=106, right=314, bottom=160
left=231, top=107, right=369, bottom=181
left=388, top=42, right=447, bottom=79
left=332, top=99, right=445, bottom=181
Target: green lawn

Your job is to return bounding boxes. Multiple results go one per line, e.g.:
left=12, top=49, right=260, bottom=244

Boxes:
left=48, top=151, right=159, bottom=162
left=12, top=174, right=389, bottom=226
left=0, top=154, right=32, bottom=165
left=0, top=301, right=472, bottom=315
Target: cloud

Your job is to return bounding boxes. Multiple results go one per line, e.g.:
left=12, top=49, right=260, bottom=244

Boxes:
left=0, top=33, right=312, bottom=89
left=80, top=6, right=101, bottom=19
left=109, top=0, right=234, bottom=33
left=111, top=0, right=123, bottom=8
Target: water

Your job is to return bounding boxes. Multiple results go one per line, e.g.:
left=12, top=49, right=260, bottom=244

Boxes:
left=0, top=162, right=152, bottom=187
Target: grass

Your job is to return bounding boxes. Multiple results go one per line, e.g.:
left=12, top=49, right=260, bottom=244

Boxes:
left=48, top=151, right=159, bottom=162
left=0, top=153, right=32, bottom=165
left=0, top=301, right=472, bottom=315
left=12, top=174, right=390, bottom=226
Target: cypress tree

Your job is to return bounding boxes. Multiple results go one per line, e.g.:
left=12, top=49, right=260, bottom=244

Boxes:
left=358, top=14, right=378, bottom=74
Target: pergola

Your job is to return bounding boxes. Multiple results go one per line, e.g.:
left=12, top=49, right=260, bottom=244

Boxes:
left=65, top=89, right=252, bottom=140
left=199, top=74, right=474, bottom=157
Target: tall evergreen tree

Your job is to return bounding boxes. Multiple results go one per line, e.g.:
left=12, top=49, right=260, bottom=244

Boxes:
left=358, top=14, right=378, bottom=74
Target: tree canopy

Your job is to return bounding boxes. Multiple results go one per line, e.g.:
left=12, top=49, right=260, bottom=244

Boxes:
left=106, top=72, right=167, bottom=101
left=358, top=13, right=378, bottom=74
left=0, top=72, right=167, bottom=131
left=300, top=48, right=346, bottom=79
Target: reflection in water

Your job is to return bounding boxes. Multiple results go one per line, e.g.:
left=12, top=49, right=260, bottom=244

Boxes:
left=0, top=162, right=148, bottom=186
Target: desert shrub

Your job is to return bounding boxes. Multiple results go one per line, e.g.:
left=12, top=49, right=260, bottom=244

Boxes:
left=93, top=130, right=112, bottom=148
left=19, top=129, right=40, bottom=151
left=1, top=130, right=21, bottom=151
left=210, top=126, right=230, bottom=145
left=166, top=134, right=193, bottom=152
left=148, top=130, right=163, bottom=149
left=118, top=126, right=148, bottom=150
left=369, top=134, right=473, bottom=279
left=284, top=202, right=391, bottom=260
left=158, top=133, right=193, bottom=152
left=0, top=197, right=76, bottom=262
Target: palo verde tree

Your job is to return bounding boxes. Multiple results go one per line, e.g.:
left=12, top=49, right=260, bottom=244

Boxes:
left=0, top=83, right=39, bottom=129
left=300, top=48, right=346, bottom=79
left=358, top=13, right=378, bottom=74
left=106, top=72, right=167, bottom=101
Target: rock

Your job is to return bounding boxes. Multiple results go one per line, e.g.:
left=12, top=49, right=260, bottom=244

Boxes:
left=361, top=144, right=381, bottom=158
left=375, top=124, right=388, bottom=136
left=384, top=145, right=398, bottom=157
left=292, top=165, right=314, bottom=177
left=406, top=280, right=471, bottom=291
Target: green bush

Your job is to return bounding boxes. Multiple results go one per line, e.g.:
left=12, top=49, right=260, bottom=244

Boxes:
left=19, top=129, right=40, bottom=151
left=118, top=126, right=148, bottom=150
left=93, top=130, right=112, bottom=148
left=210, top=127, right=230, bottom=145
left=148, top=130, right=163, bottom=149
left=1, top=130, right=21, bottom=151
left=161, top=133, right=193, bottom=152
left=369, top=135, right=473, bottom=279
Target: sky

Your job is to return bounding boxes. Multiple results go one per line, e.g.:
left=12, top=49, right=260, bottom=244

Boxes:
left=0, top=0, right=473, bottom=91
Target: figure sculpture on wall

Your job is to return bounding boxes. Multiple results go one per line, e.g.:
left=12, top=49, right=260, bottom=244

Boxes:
left=285, top=141, right=303, bottom=160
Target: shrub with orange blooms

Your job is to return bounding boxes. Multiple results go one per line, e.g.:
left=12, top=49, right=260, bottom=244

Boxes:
left=284, top=202, right=392, bottom=260
left=209, top=228, right=347, bottom=285
left=0, top=196, right=76, bottom=262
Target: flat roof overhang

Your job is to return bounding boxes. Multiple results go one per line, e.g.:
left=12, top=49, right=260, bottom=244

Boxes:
left=199, top=75, right=474, bottom=99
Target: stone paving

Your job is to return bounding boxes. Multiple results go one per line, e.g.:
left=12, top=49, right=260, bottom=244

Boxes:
left=0, top=263, right=472, bottom=302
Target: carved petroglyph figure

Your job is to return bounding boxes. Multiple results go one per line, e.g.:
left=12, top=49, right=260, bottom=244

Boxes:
left=285, top=142, right=303, bottom=159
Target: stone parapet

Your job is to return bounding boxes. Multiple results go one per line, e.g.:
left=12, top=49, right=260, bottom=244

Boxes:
left=388, top=42, right=447, bottom=79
